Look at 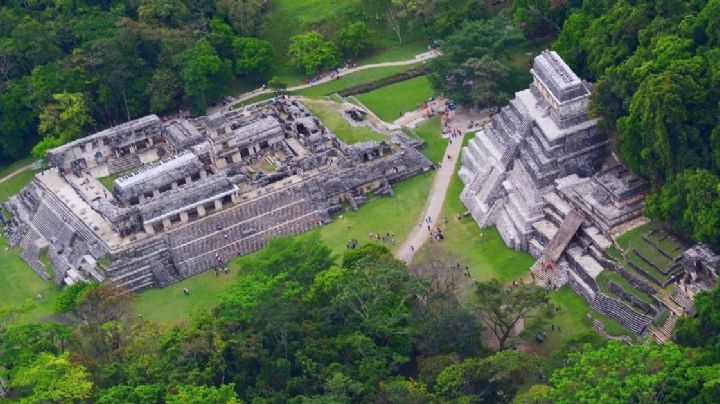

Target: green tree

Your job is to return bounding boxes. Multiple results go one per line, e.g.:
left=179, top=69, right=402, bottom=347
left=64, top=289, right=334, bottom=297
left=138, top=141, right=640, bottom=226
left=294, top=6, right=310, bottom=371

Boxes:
left=232, top=37, right=274, bottom=80
left=95, top=384, right=164, bottom=404
left=473, top=279, right=552, bottom=351
left=215, top=0, right=267, bottom=36
left=470, top=56, right=511, bottom=108
left=675, top=285, right=720, bottom=360
left=32, top=92, right=95, bottom=157
left=287, top=31, right=340, bottom=75
left=174, top=39, right=233, bottom=115
left=334, top=21, right=373, bottom=58
left=10, top=352, right=93, bottom=403
left=536, top=342, right=720, bottom=402
left=435, top=350, right=543, bottom=402
left=166, top=384, right=239, bottom=403
left=146, top=68, right=183, bottom=113
left=428, top=16, right=524, bottom=106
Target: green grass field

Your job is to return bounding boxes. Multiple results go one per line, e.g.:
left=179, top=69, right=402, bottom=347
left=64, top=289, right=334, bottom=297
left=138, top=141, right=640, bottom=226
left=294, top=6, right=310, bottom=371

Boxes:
left=131, top=264, right=243, bottom=327
left=301, top=98, right=386, bottom=144
left=259, top=0, right=424, bottom=86
left=524, top=286, right=594, bottom=357
left=412, top=116, right=447, bottom=162
left=316, top=171, right=435, bottom=256
left=0, top=236, right=62, bottom=323
left=97, top=173, right=120, bottom=191
left=0, top=169, right=36, bottom=202
left=356, top=75, right=435, bottom=121
left=358, top=40, right=430, bottom=65
left=241, top=63, right=423, bottom=105
left=0, top=156, right=39, bottom=202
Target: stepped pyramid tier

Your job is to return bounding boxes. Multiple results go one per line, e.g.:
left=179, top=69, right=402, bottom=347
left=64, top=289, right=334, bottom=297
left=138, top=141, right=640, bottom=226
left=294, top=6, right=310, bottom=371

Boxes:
left=460, top=50, right=609, bottom=251
left=4, top=97, right=433, bottom=291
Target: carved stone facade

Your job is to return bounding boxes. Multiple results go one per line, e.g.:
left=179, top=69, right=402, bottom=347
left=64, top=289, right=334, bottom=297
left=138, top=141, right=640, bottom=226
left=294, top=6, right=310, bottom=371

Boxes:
left=5, top=98, right=432, bottom=291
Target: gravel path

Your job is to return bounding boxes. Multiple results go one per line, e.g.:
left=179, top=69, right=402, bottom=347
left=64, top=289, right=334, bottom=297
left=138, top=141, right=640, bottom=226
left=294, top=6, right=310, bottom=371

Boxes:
left=208, top=50, right=440, bottom=115
left=396, top=132, right=465, bottom=263
left=0, top=164, right=33, bottom=185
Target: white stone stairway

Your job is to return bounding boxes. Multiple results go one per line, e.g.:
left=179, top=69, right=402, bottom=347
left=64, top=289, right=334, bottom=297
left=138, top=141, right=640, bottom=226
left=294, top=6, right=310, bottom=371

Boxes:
left=530, top=256, right=567, bottom=289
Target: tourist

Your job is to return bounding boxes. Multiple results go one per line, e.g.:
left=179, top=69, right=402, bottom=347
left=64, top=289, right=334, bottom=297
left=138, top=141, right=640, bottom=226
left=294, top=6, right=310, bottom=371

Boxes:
left=183, top=288, right=190, bottom=295
left=410, top=245, right=414, bottom=252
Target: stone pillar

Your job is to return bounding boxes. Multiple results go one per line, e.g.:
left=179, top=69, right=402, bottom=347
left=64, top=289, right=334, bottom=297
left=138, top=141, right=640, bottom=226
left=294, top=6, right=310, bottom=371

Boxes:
left=171, top=181, right=178, bottom=190
left=185, top=176, right=192, bottom=184
left=144, top=223, right=155, bottom=235
left=179, top=211, right=189, bottom=223
left=139, top=194, right=146, bottom=203
left=231, top=193, right=240, bottom=203
left=200, top=169, right=208, bottom=179
left=197, top=205, right=206, bottom=217
left=153, top=189, right=160, bottom=197
left=162, top=218, right=172, bottom=230
left=214, top=199, right=223, bottom=210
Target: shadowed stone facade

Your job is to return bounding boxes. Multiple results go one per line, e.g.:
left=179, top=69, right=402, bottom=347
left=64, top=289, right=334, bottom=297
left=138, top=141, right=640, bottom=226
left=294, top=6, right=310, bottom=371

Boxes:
left=5, top=98, right=432, bottom=291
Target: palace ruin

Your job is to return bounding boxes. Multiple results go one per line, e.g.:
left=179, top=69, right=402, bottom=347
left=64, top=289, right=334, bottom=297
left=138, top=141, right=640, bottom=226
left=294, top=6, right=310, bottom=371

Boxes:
left=3, top=98, right=432, bottom=291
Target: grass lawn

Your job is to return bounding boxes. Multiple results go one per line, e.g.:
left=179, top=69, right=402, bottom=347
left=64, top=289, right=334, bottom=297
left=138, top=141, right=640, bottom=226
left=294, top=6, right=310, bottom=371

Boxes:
left=412, top=116, right=447, bottom=162
left=524, top=286, right=594, bottom=357
left=0, top=156, right=35, bottom=177
left=597, top=270, right=654, bottom=305
left=259, top=0, right=360, bottom=85
left=131, top=264, right=244, bottom=327
left=359, top=40, right=430, bottom=65
left=0, top=169, right=36, bottom=202
left=259, top=0, right=424, bottom=86
left=301, top=98, right=386, bottom=144
left=593, top=311, right=633, bottom=338
left=356, top=75, right=435, bottom=122
left=97, top=174, right=119, bottom=191
left=316, top=171, right=435, bottom=256
left=241, top=64, right=424, bottom=105
left=0, top=236, right=62, bottom=323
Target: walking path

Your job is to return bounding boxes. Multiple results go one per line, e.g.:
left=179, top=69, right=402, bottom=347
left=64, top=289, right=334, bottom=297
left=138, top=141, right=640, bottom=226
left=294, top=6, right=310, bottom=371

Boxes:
left=0, top=164, right=33, bottom=185
left=208, top=50, right=440, bottom=115
left=396, top=133, right=465, bottom=263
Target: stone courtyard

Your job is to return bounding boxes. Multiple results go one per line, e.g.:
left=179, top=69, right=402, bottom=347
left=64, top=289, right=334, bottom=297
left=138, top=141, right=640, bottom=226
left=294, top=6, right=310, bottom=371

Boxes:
left=459, top=50, right=719, bottom=341
left=3, top=98, right=432, bottom=291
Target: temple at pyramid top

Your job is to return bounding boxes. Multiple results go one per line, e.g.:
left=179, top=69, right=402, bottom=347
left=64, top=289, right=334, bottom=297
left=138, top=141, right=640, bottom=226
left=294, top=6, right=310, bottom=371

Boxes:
left=531, top=50, right=589, bottom=102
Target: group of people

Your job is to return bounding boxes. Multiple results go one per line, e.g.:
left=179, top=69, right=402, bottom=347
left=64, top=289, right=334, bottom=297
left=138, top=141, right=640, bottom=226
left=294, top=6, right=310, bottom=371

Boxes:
left=346, top=239, right=359, bottom=249
left=369, top=231, right=396, bottom=244
left=306, top=68, right=342, bottom=86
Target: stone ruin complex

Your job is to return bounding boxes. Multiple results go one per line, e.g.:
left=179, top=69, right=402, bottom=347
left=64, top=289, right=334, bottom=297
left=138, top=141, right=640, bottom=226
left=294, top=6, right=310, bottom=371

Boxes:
left=3, top=98, right=432, bottom=292
left=459, top=50, right=718, bottom=341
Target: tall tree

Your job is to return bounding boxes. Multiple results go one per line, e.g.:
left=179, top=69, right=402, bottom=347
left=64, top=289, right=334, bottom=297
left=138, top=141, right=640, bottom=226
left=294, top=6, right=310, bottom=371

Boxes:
left=287, top=31, right=340, bottom=75
left=173, top=39, right=233, bottom=115
left=473, top=279, right=552, bottom=351
left=525, top=342, right=720, bottom=402
left=232, top=37, right=274, bottom=80
left=32, top=92, right=94, bottom=158
left=10, top=352, right=93, bottom=403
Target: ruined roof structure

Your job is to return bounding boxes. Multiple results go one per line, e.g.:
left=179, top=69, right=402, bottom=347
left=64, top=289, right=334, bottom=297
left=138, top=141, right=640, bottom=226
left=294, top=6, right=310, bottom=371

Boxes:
left=457, top=49, right=720, bottom=340
left=4, top=98, right=432, bottom=291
